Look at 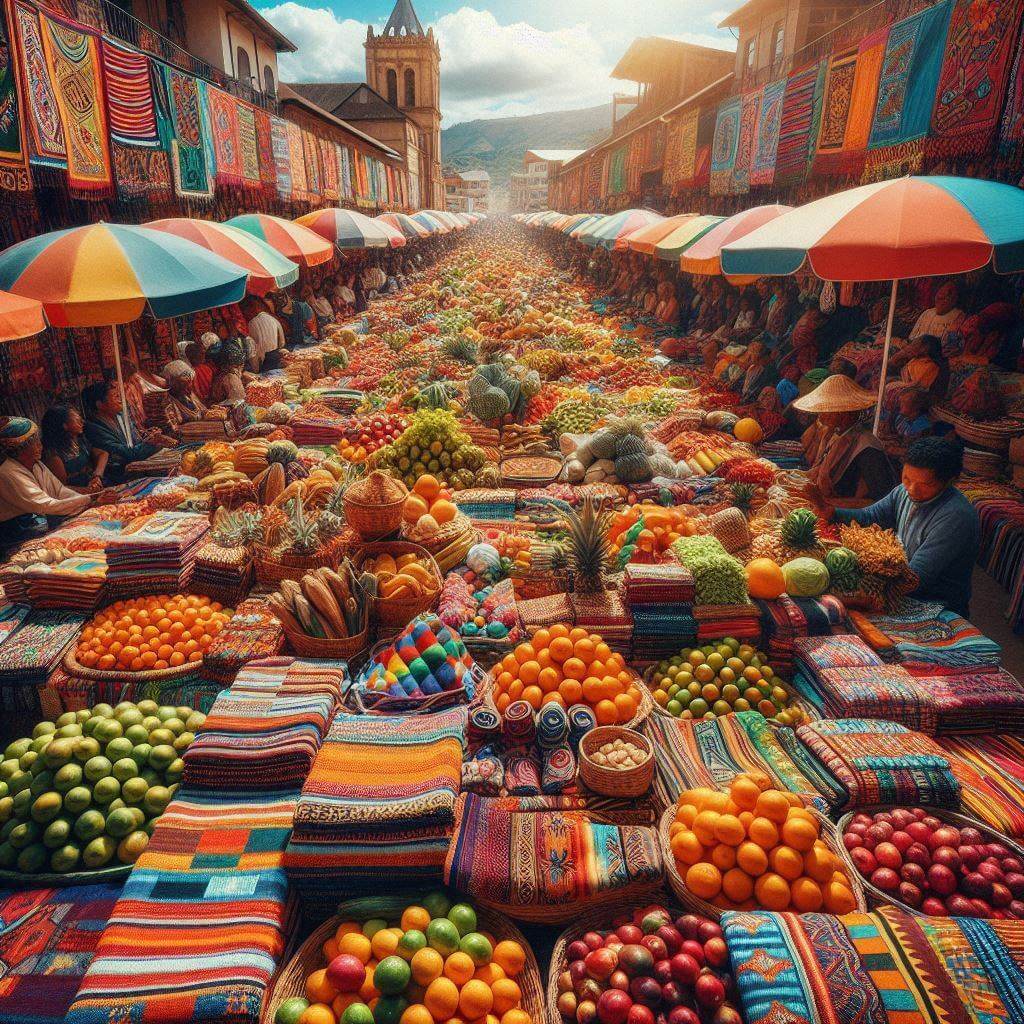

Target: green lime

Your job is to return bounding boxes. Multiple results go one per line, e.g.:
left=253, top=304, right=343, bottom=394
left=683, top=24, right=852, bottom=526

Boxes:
left=0, top=796, right=12, bottom=824
left=9, top=820, right=40, bottom=850
left=29, top=771, right=54, bottom=796
left=12, top=788, right=32, bottom=818
left=172, top=732, right=194, bottom=752
left=148, top=729, right=175, bottom=748
left=107, top=798, right=126, bottom=813
left=55, top=712, right=76, bottom=728
left=362, top=917, right=388, bottom=939
left=31, top=792, right=62, bottom=824
left=112, top=758, right=139, bottom=784
left=374, top=956, right=411, bottom=996
left=425, top=917, right=460, bottom=956
left=76, top=709, right=92, bottom=723
left=185, top=712, right=206, bottom=732
left=81, top=717, right=99, bottom=737
left=372, top=995, right=409, bottom=1024
left=140, top=716, right=160, bottom=733
left=342, top=1003, right=375, bottom=1024
left=148, top=745, right=176, bottom=772
left=64, top=786, right=92, bottom=815
left=124, top=724, right=149, bottom=746
left=0, top=758, right=20, bottom=780
left=163, top=718, right=185, bottom=736
left=84, top=756, right=112, bottom=784
left=420, top=890, right=452, bottom=920
left=28, top=724, right=53, bottom=741
left=117, top=708, right=144, bottom=729
left=56, top=724, right=82, bottom=739
left=117, top=830, right=149, bottom=864
left=397, top=929, right=426, bottom=960
left=0, top=841, right=16, bottom=868
left=19, top=750, right=38, bottom=772
left=53, top=763, right=83, bottom=793
left=459, top=932, right=492, bottom=967
left=105, top=807, right=137, bottom=839
left=74, top=809, right=105, bottom=842
left=446, top=903, right=477, bottom=937
left=93, top=719, right=123, bottom=744
left=105, top=738, right=134, bottom=762
left=130, top=744, right=152, bottom=768
left=73, top=737, right=101, bottom=763
left=122, top=777, right=149, bottom=805
left=666, top=700, right=683, bottom=717
left=50, top=843, right=81, bottom=873
left=92, top=704, right=114, bottom=718
left=275, top=997, right=311, bottom=1024
left=43, top=817, right=72, bottom=849
left=93, top=777, right=120, bottom=805
left=17, top=842, right=48, bottom=873
left=142, top=785, right=170, bottom=817
left=82, top=835, right=117, bottom=868
left=165, top=757, right=185, bottom=784
left=157, top=706, right=177, bottom=722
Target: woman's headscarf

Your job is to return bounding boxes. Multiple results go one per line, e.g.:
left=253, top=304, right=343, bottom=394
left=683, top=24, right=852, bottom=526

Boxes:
left=0, top=417, right=38, bottom=454
left=162, top=360, right=195, bottom=383
left=212, top=337, right=246, bottom=369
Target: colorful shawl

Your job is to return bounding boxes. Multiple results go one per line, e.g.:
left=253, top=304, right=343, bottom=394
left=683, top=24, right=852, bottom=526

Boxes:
left=929, top=0, right=1024, bottom=156
left=750, top=78, right=785, bottom=185
left=445, top=793, right=662, bottom=910
left=730, top=87, right=760, bottom=194
left=796, top=718, right=961, bottom=810
left=662, top=107, right=698, bottom=188
left=774, top=61, right=824, bottom=186
left=270, top=114, right=291, bottom=198
left=286, top=120, right=307, bottom=200
left=0, top=882, right=123, bottom=1024
left=164, top=66, right=211, bottom=198
left=38, top=11, right=111, bottom=194
left=0, top=0, right=31, bottom=193
left=100, top=36, right=157, bottom=148
left=302, top=128, right=320, bottom=198
left=12, top=1, right=64, bottom=167
left=111, top=143, right=171, bottom=200
left=940, top=734, right=1024, bottom=839
left=236, top=100, right=260, bottom=187
left=207, top=85, right=242, bottom=186
left=255, top=107, right=275, bottom=194
left=813, top=46, right=858, bottom=173
left=709, top=96, right=740, bottom=196
left=1000, top=26, right=1024, bottom=153
left=723, top=906, right=1024, bottom=1024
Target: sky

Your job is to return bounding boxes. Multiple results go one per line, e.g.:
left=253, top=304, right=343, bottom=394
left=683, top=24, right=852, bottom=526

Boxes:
left=256, top=1, right=737, bottom=126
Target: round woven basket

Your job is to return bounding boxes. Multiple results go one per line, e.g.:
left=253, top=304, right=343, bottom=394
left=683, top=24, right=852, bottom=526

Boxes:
left=63, top=648, right=196, bottom=687
left=344, top=492, right=406, bottom=541
left=260, top=899, right=546, bottom=1024
left=659, top=805, right=867, bottom=920
left=354, top=541, right=443, bottom=629
left=578, top=726, right=654, bottom=798
left=255, top=545, right=339, bottom=586
left=835, top=805, right=1024, bottom=918
left=283, top=624, right=368, bottom=665
left=500, top=453, right=564, bottom=487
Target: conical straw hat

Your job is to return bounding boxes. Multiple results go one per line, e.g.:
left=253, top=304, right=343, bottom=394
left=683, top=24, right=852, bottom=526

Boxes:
left=791, top=374, right=876, bottom=413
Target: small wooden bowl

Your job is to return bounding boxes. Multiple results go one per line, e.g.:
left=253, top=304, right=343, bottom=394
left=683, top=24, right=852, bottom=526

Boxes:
left=579, top=726, right=654, bottom=797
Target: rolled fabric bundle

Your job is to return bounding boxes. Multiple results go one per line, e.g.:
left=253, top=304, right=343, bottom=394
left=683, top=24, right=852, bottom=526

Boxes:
left=503, top=700, right=536, bottom=746
left=504, top=754, right=541, bottom=796
left=537, top=703, right=569, bottom=750
left=542, top=745, right=576, bottom=794
left=568, top=704, right=597, bottom=750
left=461, top=756, right=504, bottom=795
left=468, top=706, right=502, bottom=750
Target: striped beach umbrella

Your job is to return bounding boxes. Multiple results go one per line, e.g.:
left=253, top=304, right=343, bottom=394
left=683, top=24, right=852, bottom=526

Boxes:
left=651, top=215, right=725, bottom=262
left=679, top=205, right=792, bottom=276
left=226, top=213, right=335, bottom=266
left=146, top=218, right=299, bottom=295
left=413, top=211, right=450, bottom=234
left=379, top=212, right=430, bottom=239
left=568, top=214, right=604, bottom=236
left=579, top=209, right=663, bottom=249
left=294, top=208, right=402, bottom=249
left=621, top=213, right=701, bottom=254
left=0, top=290, right=45, bottom=341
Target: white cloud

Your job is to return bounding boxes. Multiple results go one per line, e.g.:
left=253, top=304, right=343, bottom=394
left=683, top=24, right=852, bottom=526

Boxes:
left=262, top=3, right=367, bottom=82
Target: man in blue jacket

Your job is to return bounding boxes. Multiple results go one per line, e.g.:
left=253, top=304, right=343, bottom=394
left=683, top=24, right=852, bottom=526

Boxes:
left=831, top=437, right=980, bottom=618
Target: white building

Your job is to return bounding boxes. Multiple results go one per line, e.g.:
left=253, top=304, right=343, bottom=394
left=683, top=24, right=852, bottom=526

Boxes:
left=510, top=150, right=585, bottom=212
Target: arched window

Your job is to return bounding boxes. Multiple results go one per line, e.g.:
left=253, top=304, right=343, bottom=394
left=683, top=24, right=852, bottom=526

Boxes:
left=386, top=68, right=398, bottom=106
left=263, top=65, right=276, bottom=96
left=404, top=68, right=415, bottom=107
left=236, top=46, right=252, bottom=83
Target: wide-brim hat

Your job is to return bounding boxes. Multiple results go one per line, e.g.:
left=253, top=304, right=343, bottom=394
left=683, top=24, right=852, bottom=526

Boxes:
left=792, top=374, right=876, bottom=413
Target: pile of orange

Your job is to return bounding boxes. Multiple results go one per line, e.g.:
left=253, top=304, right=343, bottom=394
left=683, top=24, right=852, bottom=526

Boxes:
left=403, top=475, right=458, bottom=528
left=668, top=772, right=858, bottom=914
left=491, top=625, right=642, bottom=723
left=74, top=595, right=232, bottom=672
left=609, top=504, right=696, bottom=560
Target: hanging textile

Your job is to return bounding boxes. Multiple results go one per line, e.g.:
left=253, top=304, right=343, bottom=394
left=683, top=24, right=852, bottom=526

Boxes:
left=255, top=106, right=275, bottom=195
left=12, top=0, right=65, bottom=167
left=207, top=85, right=242, bottom=186
left=838, top=27, right=888, bottom=175
left=929, top=0, right=1024, bottom=157
left=583, top=157, right=602, bottom=204
left=607, top=145, right=626, bottom=194
left=286, top=120, right=307, bottom=200
left=773, top=61, right=824, bottom=187
left=338, top=143, right=352, bottom=200
left=236, top=101, right=260, bottom=187
left=0, top=0, right=30, bottom=194
left=100, top=36, right=158, bottom=148
left=1000, top=28, right=1024, bottom=153
left=39, top=10, right=111, bottom=195
left=662, top=106, right=698, bottom=189
left=269, top=114, right=291, bottom=199
left=709, top=96, right=740, bottom=196
left=749, top=78, right=785, bottom=186
left=730, top=88, right=760, bottom=194
left=112, top=142, right=171, bottom=200
left=318, top=136, right=338, bottom=200
left=302, top=129, right=320, bottom=198
left=813, top=46, right=858, bottom=173
left=164, top=66, right=211, bottom=198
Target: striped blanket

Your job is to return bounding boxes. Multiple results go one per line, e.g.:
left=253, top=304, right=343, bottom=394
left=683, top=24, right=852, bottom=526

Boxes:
left=939, top=735, right=1024, bottom=841
left=229, top=655, right=347, bottom=701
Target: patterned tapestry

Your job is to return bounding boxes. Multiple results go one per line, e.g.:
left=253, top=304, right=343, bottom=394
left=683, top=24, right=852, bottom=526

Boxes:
left=0, top=0, right=30, bottom=193
left=1002, top=27, right=1024, bottom=153
left=207, top=85, right=242, bottom=185
left=318, top=135, right=338, bottom=200
left=235, top=100, right=259, bottom=186
left=338, top=143, right=352, bottom=200
left=255, top=106, right=275, bottom=193
left=929, top=0, right=1024, bottom=157
left=12, top=0, right=64, bottom=167
left=111, top=140, right=171, bottom=199
left=774, top=61, right=824, bottom=186
left=750, top=78, right=785, bottom=186
left=709, top=95, right=740, bottom=195
left=302, top=128, right=320, bottom=197
left=813, top=46, right=857, bottom=173
left=38, top=10, right=111, bottom=194
left=608, top=145, right=626, bottom=194
left=583, top=156, right=602, bottom=203
left=840, top=27, right=888, bottom=173
left=100, top=36, right=157, bottom=148
left=269, top=114, right=291, bottom=198
left=662, top=106, right=698, bottom=188
left=286, top=120, right=307, bottom=200
left=869, top=0, right=954, bottom=149
left=730, top=88, right=760, bottom=194
left=164, top=66, right=210, bottom=198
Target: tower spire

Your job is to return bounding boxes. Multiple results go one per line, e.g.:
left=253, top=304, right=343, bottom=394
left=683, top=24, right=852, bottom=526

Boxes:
left=383, top=0, right=424, bottom=36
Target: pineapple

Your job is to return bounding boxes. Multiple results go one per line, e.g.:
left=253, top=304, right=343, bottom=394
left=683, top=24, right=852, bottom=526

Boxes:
left=779, top=508, right=820, bottom=551
left=442, top=333, right=479, bottom=365
left=563, top=496, right=612, bottom=593
left=730, top=483, right=756, bottom=511
left=285, top=496, right=320, bottom=555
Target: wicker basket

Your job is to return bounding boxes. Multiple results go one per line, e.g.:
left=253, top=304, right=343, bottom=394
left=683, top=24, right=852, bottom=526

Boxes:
left=0, top=862, right=132, bottom=890
left=260, top=899, right=546, bottom=1024
left=283, top=624, right=369, bottom=665
left=345, top=649, right=487, bottom=715
left=578, top=727, right=655, bottom=798
left=62, top=649, right=196, bottom=689
left=255, top=545, right=340, bottom=586
left=660, top=805, right=867, bottom=920
left=354, top=542, right=443, bottom=629
left=500, top=453, right=564, bottom=487
left=344, top=492, right=406, bottom=541
left=835, top=805, right=1024, bottom=918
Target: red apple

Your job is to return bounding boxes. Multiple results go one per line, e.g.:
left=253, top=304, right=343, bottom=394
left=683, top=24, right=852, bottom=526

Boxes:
left=609, top=971, right=630, bottom=992
left=945, top=894, right=974, bottom=916
left=660, top=982, right=684, bottom=1007
left=874, top=842, right=903, bottom=870
left=927, top=863, right=957, bottom=897
left=931, top=846, right=960, bottom=873
left=570, top=962, right=589, bottom=987
left=850, top=847, right=877, bottom=875
left=576, top=1000, right=597, bottom=1024
left=922, top=816, right=943, bottom=831
left=865, top=822, right=893, bottom=847
left=890, top=830, right=914, bottom=854
left=928, top=827, right=961, bottom=852
left=326, top=954, right=366, bottom=993
left=910, top=807, right=927, bottom=820
left=905, top=842, right=931, bottom=868
left=1005, top=872, right=1024, bottom=898
left=656, top=926, right=683, bottom=955
left=584, top=932, right=605, bottom=951
left=605, top=940, right=624, bottom=955
left=585, top=948, right=619, bottom=981
left=596, top=988, right=632, bottom=1024
left=906, top=821, right=932, bottom=844
left=578, top=979, right=604, bottom=1003
left=898, top=882, right=923, bottom=908
left=569, top=941, right=591, bottom=963
left=921, top=896, right=948, bottom=916
left=959, top=845, right=983, bottom=871
left=694, top=973, right=726, bottom=1011
left=618, top=946, right=654, bottom=978
left=667, top=1008, right=699, bottom=1024
left=669, top=953, right=700, bottom=986
left=704, top=937, right=729, bottom=969
left=559, top=971, right=574, bottom=994
left=713, top=1008, right=743, bottom=1024
left=639, top=936, right=667, bottom=962
left=959, top=827, right=984, bottom=846
left=991, top=883, right=1013, bottom=909
left=963, top=872, right=993, bottom=900
left=987, top=843, right=1010, bottom=859
left=680, top=940, right=705, bottom=967
left=630, top=978, right=661, bottom=1008
left=558, top=992, right=578, bottom=1019
left=870, top=867, right=899, bottom=892
left=698, top=920, right=723, bottom=942
left=652, top=961, right=672, bottom=985
left=978, top=862, right=1006, bottom=885
left=851, top=813, right=873, bottom=828
left=843, top=832, right=864, bottom=851
left=969, top=898, right=993, bottom=918
left=617, top=925, right=643, bottom=945
left=627, top=1005, right=655, bottom=1024
left=901, top=862, right=926, bottom=887
left=1008, top=899, right=1024, bottom=919
left=1001, top=857, right=1023, bottom=874
left=675, top=915, right=702, bottom=941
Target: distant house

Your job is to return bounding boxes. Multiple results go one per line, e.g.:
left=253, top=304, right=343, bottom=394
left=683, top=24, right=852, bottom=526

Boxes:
left=510, top=150, right=586, bottom=212
left=444, top=168, right=490, bottom=212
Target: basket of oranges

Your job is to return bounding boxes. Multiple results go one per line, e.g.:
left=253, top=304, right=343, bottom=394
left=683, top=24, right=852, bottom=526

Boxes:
left=261, top=894, right=545, bottom=1024
left=488, top=625, right=652, bottom=728
left=660, top=772, right=866, bottom=921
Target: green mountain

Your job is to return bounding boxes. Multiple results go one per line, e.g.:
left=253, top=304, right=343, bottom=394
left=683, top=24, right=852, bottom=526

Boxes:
left=441, top=103, right=611, bottom=185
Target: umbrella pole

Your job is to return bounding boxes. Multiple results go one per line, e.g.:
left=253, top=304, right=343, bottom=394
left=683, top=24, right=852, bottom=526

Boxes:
left=872, top=278, right=900, bottom=436
left=110, top=322, right=134, bottom=446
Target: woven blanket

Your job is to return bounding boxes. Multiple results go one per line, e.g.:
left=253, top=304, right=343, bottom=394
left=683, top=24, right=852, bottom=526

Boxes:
left=941, top=734, right=1024, bottom=840
left=39, top=11, right=111, bottom=195
left=287, top=120, right=307, bottom=198
left=12, top=1, right=65, bottom=167
left=0, top=610, right=84, bottom=684
left=229, top=655, right=345, bottom=700
left=797, top=718, right=961, bottom=810
left=750, top=78, right=785, bottom=185
left=813, top=45, right=857, bottom=173
left=644, top=711, right=836, bottom=814
left=723, top=905, right=1024, bottom=1024
left=0, top=1, right=31, bottom=194
left=730, top=87, right=760, bottom=194
left=100, top=37, right=158, bottom=148
left=207, top=85, right=242, bottom=186
left=709, top=96, right=740, bottom=196
left=929, top=669, right=1024, bottom=734
left=445, top=793, right=662, bottom=909
left=164, top=66, right=211, bottom=198
left=1001, top=23, right=1024, bottom=153
left=202, top=606, right=287, bottom=686
left=270, top=114, right=291, bottom=198
left=112, top=142, right=171, bottom=200
left=0, top=882, right=122, bottom=1024
left=755, top=594, right=850, bottom=673
left=236, top=101, right=259, bottom=186
left=793, top=633, right=883, bottom=672
left=693, top=602, right=760, bottom=641
left=774, top=62, right=823, bottom=186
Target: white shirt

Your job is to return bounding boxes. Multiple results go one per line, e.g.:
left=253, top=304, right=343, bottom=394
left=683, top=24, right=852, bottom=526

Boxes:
left=247, top=312, right=285, bottom=364
left=0, top=459, right=91, bottom=523
left=910, top=306, right=963, bottom=340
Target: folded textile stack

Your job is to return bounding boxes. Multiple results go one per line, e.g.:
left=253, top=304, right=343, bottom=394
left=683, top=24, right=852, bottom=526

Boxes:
left=230, top=655, right=348, bottom=701
left=190, top=541, right=253, bottom=607
left=929, top=668, right=1024, bottom=734
left=796, top=718, right=961, bottom=811
left=0, top=882, right=123, bottom=1024
left=693, top=602, right=760, bottom=641
left=285, top=708, right=466, bottom=910
left=0, top=610, right=86, bottom=707
left=623, top=563, right=695, bottom=605
left=517, top=593, right=573, bottom=632
left=622, top=563, right=697, bottom=661
left=569, top=590, right=632, bottom=654
left=201, top=600, right=286, bottom=687
left=644, top=711, right=837, bottom=814
left=939, top=734, right=1024, bottom=841
left=444, top=793, right=663, bottom=915
left=103, top=512, right=208, bottom=599
left=288, top=414, right=347, bottom=445
left=723, top=905, right=1024, bottom=1024
left=453, top=489, right=517, bottom=520
left=182, top=689, right=335, bottom=789
left=22, top=555, right=108, bottom=611
left=754, top=594, right=849, bottom=675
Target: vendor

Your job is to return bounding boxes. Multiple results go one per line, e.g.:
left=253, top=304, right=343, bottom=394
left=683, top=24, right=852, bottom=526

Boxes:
left=832, top=437, right=980, bottom=617
left=161, top=360, right=207, bottom=428
left=243, top=299, right=286, bottom=372
left=909, top=281, right=963, bottom=344
left=82, top=378, right=173, bottom=484
left=793, top=374, right=897, bottom=504
left=208, top=339, right=248, bottom=405
left=40, top=405, right=107, bottom=490
left=0, top=417, right=116, bottom=544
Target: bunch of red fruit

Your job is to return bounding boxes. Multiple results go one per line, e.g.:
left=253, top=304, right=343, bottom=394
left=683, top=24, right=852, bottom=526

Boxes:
left=555, top=905, right=740, bottom=1024
left=339, top=414, right=407, bottom=454
left=843, top=807, right=1024, bottom=919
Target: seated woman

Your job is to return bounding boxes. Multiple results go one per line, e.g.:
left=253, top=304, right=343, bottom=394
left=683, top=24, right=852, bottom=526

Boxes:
left=792, top=374, right=897, bottom=504
left=82, top=378, right=171, bottom=484
left=303, top=284, right=334, bottom=332
left=332, top=274, right=357, bottom=319
left=161, top=360, right=207, bottom=429
left=186, top=336, right=217, bottom=401
left=889, top=333, right=947, bottom=395
left=40, top=405, right=107, bottom=491
left=0, top=418, right=116, bottom=544
left=778, top=307, right=827, bottom=380
left=122, top=361, right=164, bottom=431
left=208, top=339, right=248, bottom=405
left=739, top=340, right=779, bottom=403
left=889, top=387, right=934, bottom=443
left=274, top=291, right=318, bottom=348
left=946, top=302, right=1017, bottom=388
left=654, top=280, right=680, bottom=325
left=753, top=386, right=802, bottom=440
